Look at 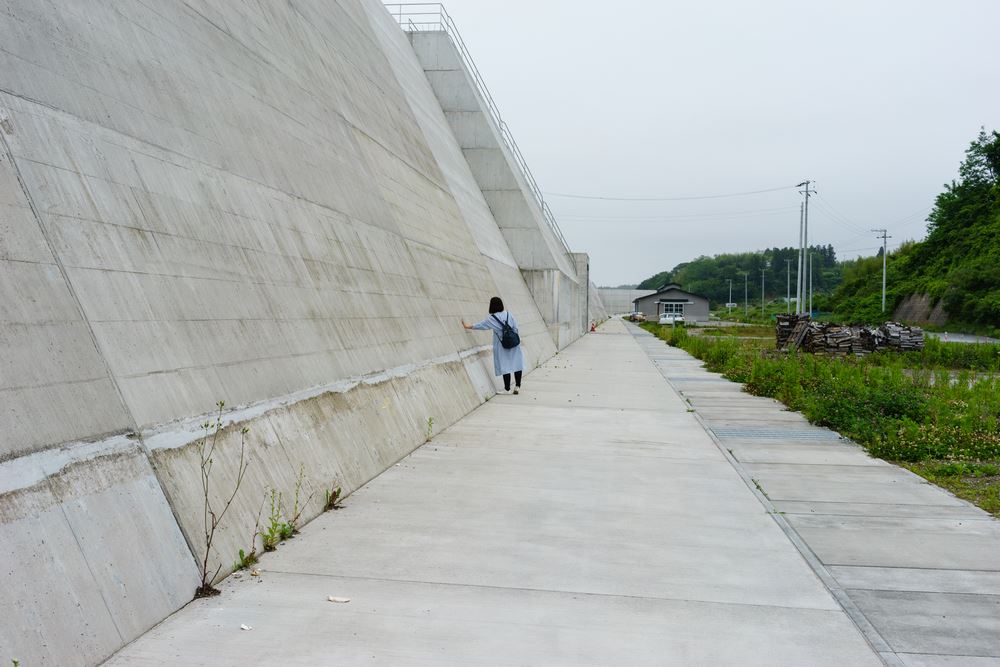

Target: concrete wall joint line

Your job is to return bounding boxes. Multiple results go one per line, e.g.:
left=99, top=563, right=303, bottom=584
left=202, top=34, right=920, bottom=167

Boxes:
left=139, top=343, right=492, bottom=454
left=0, top=119, right=142, bottom=440
left=626, top=325, right=896, bottom=665
left=56, top=501, right=127, bottom=645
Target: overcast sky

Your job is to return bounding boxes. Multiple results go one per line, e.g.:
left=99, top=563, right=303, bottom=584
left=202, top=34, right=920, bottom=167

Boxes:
left=424, top=0, right=1000, bottom=286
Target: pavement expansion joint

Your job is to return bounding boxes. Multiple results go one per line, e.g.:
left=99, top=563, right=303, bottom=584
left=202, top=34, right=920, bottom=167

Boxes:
left=627, top=323, right=898, bottom=662
left=259, top=569, right=849, bottom=613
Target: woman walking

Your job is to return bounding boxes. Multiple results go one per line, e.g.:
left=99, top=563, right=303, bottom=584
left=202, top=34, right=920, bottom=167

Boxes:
left=462, top=296, right=525, bottom=394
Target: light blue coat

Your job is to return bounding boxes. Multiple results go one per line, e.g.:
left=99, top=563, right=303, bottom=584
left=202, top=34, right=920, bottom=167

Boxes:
left=472, top=310, right=526, bottom=376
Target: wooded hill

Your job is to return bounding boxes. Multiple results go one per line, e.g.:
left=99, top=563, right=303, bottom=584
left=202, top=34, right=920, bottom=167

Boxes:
left=830, top=128, right=1000, bottom=329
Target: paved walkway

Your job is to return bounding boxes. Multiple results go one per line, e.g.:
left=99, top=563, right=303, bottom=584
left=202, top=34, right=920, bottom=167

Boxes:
left=110, top=320, right=889, bottom=665
left=631, top=324, right=1000, bottom=666
left=925, top=331, right=1000, bottom=345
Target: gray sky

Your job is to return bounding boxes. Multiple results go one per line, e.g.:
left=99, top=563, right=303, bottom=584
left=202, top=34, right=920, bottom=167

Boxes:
left=429, top=0, right=1000, bottom=286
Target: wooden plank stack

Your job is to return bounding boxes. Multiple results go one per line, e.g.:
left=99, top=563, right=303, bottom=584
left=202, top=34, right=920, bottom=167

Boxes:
left=776, top=315, right=923, bottom=354
left=881, top=321, right=925, bottom=351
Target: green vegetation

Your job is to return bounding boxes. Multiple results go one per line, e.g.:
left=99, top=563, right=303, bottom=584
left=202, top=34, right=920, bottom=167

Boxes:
left=637, top=245, right=839, bottom=308
left=642, top=323, right=1000, bottom=517
left=324, top=485, right=343, bottom=512
left=634, top=130, right=999, bottom=333
left=694, top=324, right=774, bottom=338
left=233, top=548, right=258, bottom=571
left=261, top=489, right=294, bottom=552
left=904, top=462, right=1000, bottom=516
left=286, top=464, right=313, bottom=534
left=830, top=128, right=1000, bottom=330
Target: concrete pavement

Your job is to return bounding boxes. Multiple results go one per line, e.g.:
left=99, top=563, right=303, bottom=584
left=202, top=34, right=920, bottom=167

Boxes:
left=108, top=320, right=879, bottom=665
left=630, top=324, right=1000, bottom=666
left=925, top=331, right=1000, bottom=345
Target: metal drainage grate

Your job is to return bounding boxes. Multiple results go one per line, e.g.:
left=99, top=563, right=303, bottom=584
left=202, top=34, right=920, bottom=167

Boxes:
left=664, top=375, right=732, bottom=382
left=709, top=427, right=843, bottom=441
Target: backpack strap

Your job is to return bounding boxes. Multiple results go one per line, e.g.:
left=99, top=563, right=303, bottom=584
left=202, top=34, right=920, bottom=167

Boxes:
left=495, top=313, right=516, bottom=332
left=491, top=313, right=503, bottom=341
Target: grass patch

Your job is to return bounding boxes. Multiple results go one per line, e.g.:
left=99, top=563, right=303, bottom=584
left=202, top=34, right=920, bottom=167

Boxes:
left=695, top=325, right=775, bottom=338
left=904, top=461, right=1000, bottom=516
left=641, top=322, right=1000, bottom=517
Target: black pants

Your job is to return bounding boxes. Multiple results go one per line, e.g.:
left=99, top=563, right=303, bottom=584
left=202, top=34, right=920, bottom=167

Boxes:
left=502, top=371, right=522, bottom=391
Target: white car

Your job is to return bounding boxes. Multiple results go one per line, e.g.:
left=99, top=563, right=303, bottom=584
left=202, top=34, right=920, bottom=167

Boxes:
left=659, top=313, right=684, bottom=325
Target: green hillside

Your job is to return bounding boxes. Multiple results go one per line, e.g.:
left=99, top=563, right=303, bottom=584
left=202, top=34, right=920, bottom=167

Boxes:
left=830, top=128, right=1000, bottom=329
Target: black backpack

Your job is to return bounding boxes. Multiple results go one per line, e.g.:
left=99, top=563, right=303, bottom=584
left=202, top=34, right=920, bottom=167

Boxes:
left=492, top=314, right=520, bottom=349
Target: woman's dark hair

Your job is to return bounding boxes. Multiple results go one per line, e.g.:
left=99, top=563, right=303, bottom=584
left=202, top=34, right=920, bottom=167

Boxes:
left=488, top=296, right=504, bottom=314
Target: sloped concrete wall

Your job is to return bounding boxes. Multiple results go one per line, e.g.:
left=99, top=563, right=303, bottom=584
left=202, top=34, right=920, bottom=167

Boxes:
left=589, top=282, right=610, bottom=322
left=405, top=30, right=587, bottom=349
left=894, top=293, right=948, bottom=326
left=0, top=1, right=581, bottom=664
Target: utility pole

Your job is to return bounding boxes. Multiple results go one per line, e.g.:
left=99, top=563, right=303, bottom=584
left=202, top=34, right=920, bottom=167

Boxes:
left=727, top=279, right=733, bottom=315
left=785, top=258, right=793, bottom=314
left=796, top=181, right=816, bottom=315
left=761, top=268, right=766, bottom=319
left=739, top=271, right=748, bottom=319
left=871, top=228, right=892, bottom=312
left=796, top=203, right=804, bottom=314
left=809, top=252, right=813, bottom=315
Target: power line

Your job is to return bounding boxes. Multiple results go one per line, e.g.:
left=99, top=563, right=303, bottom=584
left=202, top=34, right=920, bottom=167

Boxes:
left=554, top=205, right=799, bottom=222
left=885, top=205, right=933, bottom=226
left=812, top=200, right=866, bottom=234
left=543, top=184, right=798, bottom=202
left=834, top=242, right=903, bottom=254
left=811, top=196, right=868, bottom=234
left=813, top=193, right=867, bottom=233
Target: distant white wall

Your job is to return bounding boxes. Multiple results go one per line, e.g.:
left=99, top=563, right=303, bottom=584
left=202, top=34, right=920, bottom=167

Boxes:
left=589, top=282, right=610, bottom=322
left=598, top=289, right=657, bottom=315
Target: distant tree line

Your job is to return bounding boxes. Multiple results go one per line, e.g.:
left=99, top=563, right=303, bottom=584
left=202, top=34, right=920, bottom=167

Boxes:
left=636, top=245, right=839, bottom=307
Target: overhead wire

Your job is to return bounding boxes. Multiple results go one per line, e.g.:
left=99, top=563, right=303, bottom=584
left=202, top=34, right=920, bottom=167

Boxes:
left=811, top=195, right=868, bottom=235
left=554, top=205, right=799, bottom=222
left=543, top=184, right=798, bottom=202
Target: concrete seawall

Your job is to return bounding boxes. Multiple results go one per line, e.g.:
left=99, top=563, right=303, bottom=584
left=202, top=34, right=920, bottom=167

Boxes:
left=0, top=2, right=599, bottom=664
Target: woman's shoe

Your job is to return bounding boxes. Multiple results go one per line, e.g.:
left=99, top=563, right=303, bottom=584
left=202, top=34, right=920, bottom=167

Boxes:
left=513, top=387, right=519, bottom=395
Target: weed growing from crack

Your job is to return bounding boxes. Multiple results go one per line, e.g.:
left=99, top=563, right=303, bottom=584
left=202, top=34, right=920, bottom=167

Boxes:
left=261, top=489, right=292, bottom=552
left=195, top=400, right=250, bottom=598
left=287, top=464, right=315, bottom=534
left=233, top=548, right=258, bottom=571
left=425, top=416, right=435, bottom=442
left=234, top=495, right=266, bottom=571
left=324, top=486, right=343, bottom=512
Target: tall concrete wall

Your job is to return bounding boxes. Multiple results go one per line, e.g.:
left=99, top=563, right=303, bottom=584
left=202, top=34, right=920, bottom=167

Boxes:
left=405, top=31, right=588, bottom=350
left=0, top=2, right=584, bottom=664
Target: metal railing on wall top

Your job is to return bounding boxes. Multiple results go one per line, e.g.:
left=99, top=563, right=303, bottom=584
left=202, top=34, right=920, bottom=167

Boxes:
left=384, top=3, right=571, bottom=253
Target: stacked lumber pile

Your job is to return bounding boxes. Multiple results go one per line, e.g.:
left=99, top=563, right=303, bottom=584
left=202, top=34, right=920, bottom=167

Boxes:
left=775, top=316, right=923, bottom=354
left=880, top=321, right=925, bottom=351
left=775, top=314, right=801, bottom=348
